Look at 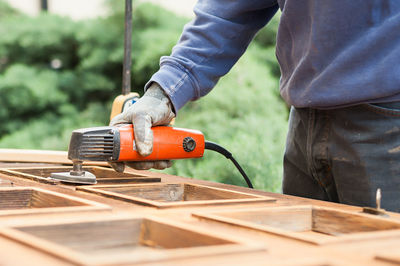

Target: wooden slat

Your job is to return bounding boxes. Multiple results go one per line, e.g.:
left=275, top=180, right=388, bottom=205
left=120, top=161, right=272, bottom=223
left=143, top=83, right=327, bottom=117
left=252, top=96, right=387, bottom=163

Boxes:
left=77, top=183, right=275, bottom=208
left=0, top=216, right=264, bottom=265
left=0, top=148, right=107, bottom=166
left=193, top=205, right=400, bottom=245
left=312, top=207, right=400, bottom=235
left=376, top=249, right=400, bottom=264
left=0, top=166, right=160, bottom=185
left=2, top=149, right=400, bottom=265
left=0, top=187, right=110, bottom=216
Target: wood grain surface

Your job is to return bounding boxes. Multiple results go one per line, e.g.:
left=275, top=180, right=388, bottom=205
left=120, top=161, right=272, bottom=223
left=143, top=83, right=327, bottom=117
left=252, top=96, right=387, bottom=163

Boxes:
left=0, top=187, right=109, bottom=216
left=0, top=153, right=399, bottom=265
left=0, top=166, right=161, bottom=185
left=0, top=216, right=263, bottom=265
left=77, top=183, right=275, bottom=208
left=193, top=205, right=400, bottom=245
left=375, top=248, right=400, bottom=264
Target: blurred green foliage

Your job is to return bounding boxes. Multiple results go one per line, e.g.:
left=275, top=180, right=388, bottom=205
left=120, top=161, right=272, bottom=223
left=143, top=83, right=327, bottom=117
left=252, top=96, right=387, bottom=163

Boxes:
left=0, top=1, right=287, bottom=191
left=0, top=0, right=18, bottom=18
left=0, top=1, right=186, bottom=149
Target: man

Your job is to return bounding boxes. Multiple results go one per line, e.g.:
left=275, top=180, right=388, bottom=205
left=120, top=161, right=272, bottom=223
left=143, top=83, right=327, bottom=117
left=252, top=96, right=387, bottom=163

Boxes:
left=111, top=0, right=400, bottom=212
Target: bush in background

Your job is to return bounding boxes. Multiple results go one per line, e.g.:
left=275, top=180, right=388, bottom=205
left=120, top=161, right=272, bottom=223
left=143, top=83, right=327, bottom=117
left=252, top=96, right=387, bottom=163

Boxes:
left=0, top=1, right=287, bottom=191
left=0, top=1, right=185, bottom=149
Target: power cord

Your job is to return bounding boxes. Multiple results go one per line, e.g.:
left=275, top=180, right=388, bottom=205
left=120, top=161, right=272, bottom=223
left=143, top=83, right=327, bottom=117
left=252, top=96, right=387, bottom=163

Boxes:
left=204, top=141, right=253, bottom=189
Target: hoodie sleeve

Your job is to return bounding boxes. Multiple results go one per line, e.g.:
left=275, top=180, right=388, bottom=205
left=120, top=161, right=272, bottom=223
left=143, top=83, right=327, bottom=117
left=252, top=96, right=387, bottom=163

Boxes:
left=145, top=0, right=279, bottom=112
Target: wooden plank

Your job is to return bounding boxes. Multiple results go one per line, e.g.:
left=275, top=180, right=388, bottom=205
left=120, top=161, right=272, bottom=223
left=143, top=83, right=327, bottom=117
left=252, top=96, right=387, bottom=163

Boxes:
left=0, top=148, right=108, bottom=166
left=0, top=166, right=161, bottom=185
left=195, top=205, right=313, bottom=232
left=312, top=206, right=400, bottom=235
left=0, top=187, right=110, bottom=216
left=193, top=205, right=400, bottom=245
left=2, top=150, right=400, bottom=265
left=0, top=232, right=75, bottom=266
left=376, top=249, right=400, bottom=264
left=0, top=227, right=89, bottom=265
left=77, top=183, right=275, bottom=208
left=0, top=215, right=264, bottom=265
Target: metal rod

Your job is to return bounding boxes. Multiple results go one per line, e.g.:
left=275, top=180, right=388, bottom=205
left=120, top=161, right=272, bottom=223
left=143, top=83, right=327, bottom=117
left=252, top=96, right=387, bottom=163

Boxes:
left=70, top=161, right=84, bottom=176
left=376, top=188, right=381, bottom=210
left=122, top=0, right=133, bottom=95
left=40, top=0, right=48, bottom=11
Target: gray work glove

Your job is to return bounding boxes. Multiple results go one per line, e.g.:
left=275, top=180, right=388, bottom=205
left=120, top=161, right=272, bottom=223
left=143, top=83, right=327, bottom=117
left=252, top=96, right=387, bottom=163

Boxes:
left=109, top=82, right=175, bottom=171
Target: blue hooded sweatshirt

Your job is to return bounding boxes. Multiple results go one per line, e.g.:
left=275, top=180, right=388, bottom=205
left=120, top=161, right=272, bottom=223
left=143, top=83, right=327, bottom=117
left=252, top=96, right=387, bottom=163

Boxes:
left=146, top=0, right=400, bottom=112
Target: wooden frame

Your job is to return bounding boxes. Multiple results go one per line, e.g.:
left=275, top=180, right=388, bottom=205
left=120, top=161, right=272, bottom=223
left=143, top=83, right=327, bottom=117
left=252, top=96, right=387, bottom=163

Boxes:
left=3, top=149, right=400, bottom=265
left=193, top=205, right=400, bottom=245
left=0, top=148, right=107, bottom=166
left=0, top=166, right=161, bottom=185
left=0, top=178, right=14, bottom=187
left=77, top=183, right=275, bottom=208
left=375, top=249, right=400, bottom=264
left=0, top=215, right=264, bottom=265
left=375, top=250, right=400, bottom=265
left=0, top=187, right=109, bottom=216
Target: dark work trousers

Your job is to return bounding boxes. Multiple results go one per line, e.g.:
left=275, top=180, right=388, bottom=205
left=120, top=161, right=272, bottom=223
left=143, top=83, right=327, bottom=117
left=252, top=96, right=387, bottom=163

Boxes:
left=283, top=103, right=400, bottom=212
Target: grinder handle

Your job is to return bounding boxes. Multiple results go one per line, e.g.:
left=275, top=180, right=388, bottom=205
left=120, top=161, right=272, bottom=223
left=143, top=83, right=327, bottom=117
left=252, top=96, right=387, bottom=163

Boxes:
left=116, top=124, right=205, bottom=161
left=109, top=92, right=140, bottom=121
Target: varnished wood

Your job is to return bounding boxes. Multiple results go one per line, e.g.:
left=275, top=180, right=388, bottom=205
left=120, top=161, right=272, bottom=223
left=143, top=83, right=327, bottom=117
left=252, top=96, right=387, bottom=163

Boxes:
left=0, top=152, right=399, bottom=265
left=0, top=187, right=110, bottom=216
left=311, top=207, right=400, bottom=235
left=77, top=183, right=275, bottom=208
left=0, top=148, right=107, bottom=166
left=193, top=205, right=400, bottom=245
left=0, top=216, right=263, bottom=265
left=0, top=166, right=161, bottom=185
left=376, top=249, right=400, bottom=264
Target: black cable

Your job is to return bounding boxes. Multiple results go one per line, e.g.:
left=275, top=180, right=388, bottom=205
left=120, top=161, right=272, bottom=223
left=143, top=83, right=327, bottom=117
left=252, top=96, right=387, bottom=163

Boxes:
left=204, top=141, right=254, bottom=189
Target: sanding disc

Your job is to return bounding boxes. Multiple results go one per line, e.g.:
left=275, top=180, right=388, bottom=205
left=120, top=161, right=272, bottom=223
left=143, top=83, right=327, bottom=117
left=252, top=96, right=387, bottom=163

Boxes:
left=50, top=171, right=97, bottom=185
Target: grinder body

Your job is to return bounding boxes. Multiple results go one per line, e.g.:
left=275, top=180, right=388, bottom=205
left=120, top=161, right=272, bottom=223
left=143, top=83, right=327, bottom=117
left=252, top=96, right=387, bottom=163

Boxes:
left=68, top=124, right=205, bottom=162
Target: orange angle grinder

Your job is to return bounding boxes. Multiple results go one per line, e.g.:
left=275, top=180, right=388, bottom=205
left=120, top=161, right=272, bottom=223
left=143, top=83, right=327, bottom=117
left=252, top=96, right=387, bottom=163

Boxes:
left=50, top=124, right=205, bottom=184
left=50, top=124, right=253, bottom=188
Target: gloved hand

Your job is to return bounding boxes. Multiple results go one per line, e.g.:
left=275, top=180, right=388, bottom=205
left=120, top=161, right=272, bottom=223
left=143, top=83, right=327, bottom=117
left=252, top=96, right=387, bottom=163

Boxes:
left=109, top=82, right=175, bottom=171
